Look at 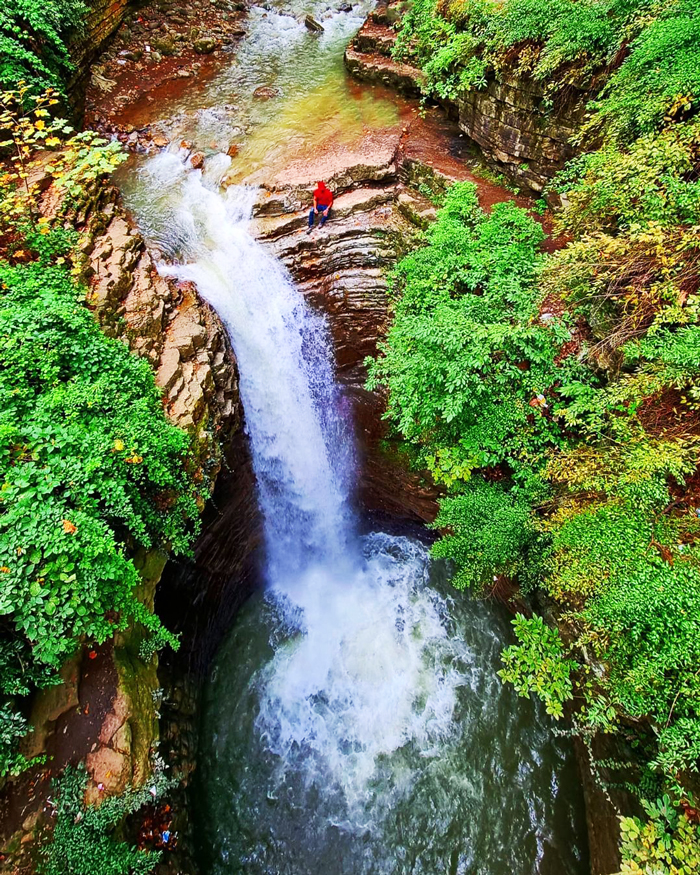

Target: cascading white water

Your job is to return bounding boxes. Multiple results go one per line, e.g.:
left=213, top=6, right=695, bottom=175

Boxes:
left=137, top=149, right=470, bottom=782
left=153, top=153, right=354, bottom=578
left=125, top=150, right=588, bottom=873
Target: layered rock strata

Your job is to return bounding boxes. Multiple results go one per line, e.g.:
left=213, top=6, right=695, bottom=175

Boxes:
left=245, top=114, right=534, bottom=523
left=82, top=183, right=240, bottom=463
left=345, top=3, right=589, bottom=195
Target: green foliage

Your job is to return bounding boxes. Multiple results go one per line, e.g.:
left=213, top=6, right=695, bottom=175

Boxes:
left=0, top=91, right=196, bottom=778
left=367, top=182, right=579, bottom=600
left=394, top=0, right=652, bottom=98
left=0, top=701, right=33, bottom=776
left=378, top=0, right=700, bottom=857
left=430, top=478, right=535, bottom=589
left=499, top=613, right=576, bottom=719
left=586, top=0, right=700, bottom=145
left=367, top=182, right=567, bottom=479
left=0, top=258, right=197, bottom=773
left=544, top=439, right=700, bottom=759
left=0, top=1, right=87, bottom=94
left=39, top=765, right=165, bottom=875
left=553, top=118, right=700, bottom=234
left=0, top=262, right=197, bottom=666
left=617, top=795, right=700, bottom=875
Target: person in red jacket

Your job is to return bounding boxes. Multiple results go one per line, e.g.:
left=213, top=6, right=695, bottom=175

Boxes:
left=307, top=180, right=333, bottom=233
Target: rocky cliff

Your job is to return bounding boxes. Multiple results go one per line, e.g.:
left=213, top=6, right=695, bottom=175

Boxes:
left=241, top=108, right=540, bottom=523
left=0, top=163, right=246, bottom=871
left=69, top=0, right=137, bottom=113
left=345, top=3, right=588, bottom=195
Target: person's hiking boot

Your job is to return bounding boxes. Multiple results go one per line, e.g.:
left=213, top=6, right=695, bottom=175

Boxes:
left=305, top=225, right=313, bottom=234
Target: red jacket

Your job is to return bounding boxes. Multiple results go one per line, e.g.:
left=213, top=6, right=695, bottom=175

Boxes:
left=314, top=184, right=333, bottom=208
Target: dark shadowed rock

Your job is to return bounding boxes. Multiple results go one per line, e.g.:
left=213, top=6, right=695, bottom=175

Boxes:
left=304, top=14, right=324, bottom=32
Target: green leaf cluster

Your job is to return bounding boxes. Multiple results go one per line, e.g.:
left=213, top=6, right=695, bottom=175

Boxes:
left=0, top=0, right=87, bottom=94
left=371, top=16, right=700, bottom=793
left=377, top=0, right=700, bottom=855
left=617, top=795, right=700, bottom=875
left=0, top=105, right=200, bottom=777
left=39, top=765, right=166, bottom=875
left=367, top=181, right=568, bottom=479
left=499, top=614, right=576, bottom=719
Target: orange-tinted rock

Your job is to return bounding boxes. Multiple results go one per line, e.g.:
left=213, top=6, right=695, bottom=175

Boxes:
left=252, top=85, right=280, bottom=101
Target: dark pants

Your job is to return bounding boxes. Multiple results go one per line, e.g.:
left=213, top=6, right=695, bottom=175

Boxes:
left=309, top=204, right=330, bottom=228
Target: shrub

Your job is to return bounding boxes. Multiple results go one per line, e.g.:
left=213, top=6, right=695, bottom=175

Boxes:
left=394, top=0, right=652, bottom=98
left=39, top=765, right=164, bottom=875
left=617, top=795, right=700, bottom=875
left=0, top=91, right=199, bottom=777
left=586, top=0, right=700, bottom=144
left=430, top=479, right=535, bottom=590
left=376, top=0, right=700, bottom=860
left=499, top=613, right=576, bottom=719
left=0, top=1, right=87, bottom=94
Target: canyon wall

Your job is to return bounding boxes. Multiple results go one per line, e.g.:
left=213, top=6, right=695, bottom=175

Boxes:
left=69, top=0, right=138, bottom=112
left=0, top=162, right=255, bottom=871
left=345, top=4, right=589, bottom=195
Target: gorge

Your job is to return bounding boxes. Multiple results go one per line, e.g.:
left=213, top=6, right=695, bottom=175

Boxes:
left=1, top=1, right=699, bottom=874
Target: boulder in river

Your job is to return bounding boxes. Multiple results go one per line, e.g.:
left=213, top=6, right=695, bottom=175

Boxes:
left=252, top=85, right=280, bottom=101
left=191, top=152, right=205, bottom=169
left=227, top=144, right=239, bottom=157
left=193, top=37, right=218, bottom=54
left=304, top=15, right=324, bottom=33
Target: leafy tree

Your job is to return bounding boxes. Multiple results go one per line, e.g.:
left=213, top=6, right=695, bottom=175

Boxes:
left=367, top=181, right=568, bottom=480
left=585, top=0, right=700, bottom=144
left=0, top=0, right=87, bottom=94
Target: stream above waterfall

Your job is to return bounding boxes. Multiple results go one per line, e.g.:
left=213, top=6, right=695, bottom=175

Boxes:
left=118, top=2, right=590, bottom=872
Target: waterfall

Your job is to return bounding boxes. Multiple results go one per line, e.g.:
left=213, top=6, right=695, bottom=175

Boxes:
left=139, top=149, right=468, bottom=783
left=154, top=156, right=355, bottom=580
left=127, top=150, right=587, bottom=874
